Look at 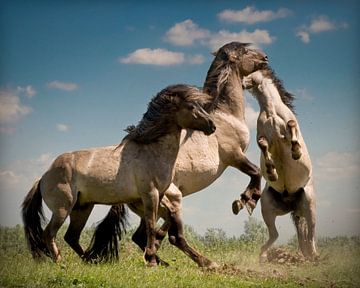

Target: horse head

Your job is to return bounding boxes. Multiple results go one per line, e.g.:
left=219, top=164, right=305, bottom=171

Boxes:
left=172, top=85, right=216, bottom=136
left=212, top=42, right=268, bottom=76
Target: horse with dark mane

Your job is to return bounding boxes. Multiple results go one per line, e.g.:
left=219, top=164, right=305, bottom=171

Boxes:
left=88, top=42, right=268, bottom=266
left=22, top=84, right=216, bottom=266
left=242, top=66, right=317, bottom=261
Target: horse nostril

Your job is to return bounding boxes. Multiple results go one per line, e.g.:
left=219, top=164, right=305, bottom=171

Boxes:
left=210, top=121, right=216, bottom=132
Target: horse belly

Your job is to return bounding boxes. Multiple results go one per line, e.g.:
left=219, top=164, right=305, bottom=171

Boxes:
left=75, top=148, right=140, bottom=205
left=262, top=154, right=311, bottom=193
left=173, top=132, right=224, bottom=195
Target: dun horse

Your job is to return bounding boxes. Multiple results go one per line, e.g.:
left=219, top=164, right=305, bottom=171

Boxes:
left=241, top=66, right=317, bottom=261
left=90, top=42, right=268, bottom=266
left=22, top=84, right=216, bottom=266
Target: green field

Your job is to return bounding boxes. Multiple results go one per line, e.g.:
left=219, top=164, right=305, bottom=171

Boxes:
left=1, top=222, right=359, bottom=288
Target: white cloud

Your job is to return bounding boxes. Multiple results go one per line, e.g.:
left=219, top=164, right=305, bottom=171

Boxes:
left=218, top=6, right=291, bottom=24
left=123, top=20, right=274, bottom=66
left=0, top=170, right=21, bottom=187
left=186, top=54, right=205, bottom=64
left=164, top=20, right=274, bottom=51
left=296, top=31, right=310, bottom=44
left=208, top=29, right=274, bottom=51
left=164, top=19, right=210, bottom=46
left=314, top=151, right=360, bottom=181
left=120, top=48, right=185, bottom=65
left=17, top=85, right=36, bottom=98
left=0, top=89, right=32, bottom=124
left=56, top=123, right=69, bottom=132
left=48, top=81, right=78, bottom=91
left=0, top=153, right=53, bottom=191
left=297, top=15, right=348, bottom=43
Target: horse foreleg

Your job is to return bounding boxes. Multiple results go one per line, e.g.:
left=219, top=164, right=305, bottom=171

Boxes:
left=230, top=149, right=262, bottom=215
left=64, top=204, right=94, bottom=258
left=165, top=190, right=218, bottom=269
left=287, top=120, right=302, bottom=160
left=258, top=136, right=278, bottom=182
left=131, top=217, right=169, bottom=266
left=142, top=186, right=160, bottom=267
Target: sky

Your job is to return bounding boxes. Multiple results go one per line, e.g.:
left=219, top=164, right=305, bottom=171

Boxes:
left=0, top=0, right=359, bottom=242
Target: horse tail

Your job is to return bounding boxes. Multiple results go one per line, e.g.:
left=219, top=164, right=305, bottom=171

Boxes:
left=84, top=204, right=128, bottom=263
left=21, top=179, right=50, bottom=258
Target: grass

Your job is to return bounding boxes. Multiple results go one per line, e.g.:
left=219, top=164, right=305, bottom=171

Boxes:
left=1, top=225, right=360, bottom=287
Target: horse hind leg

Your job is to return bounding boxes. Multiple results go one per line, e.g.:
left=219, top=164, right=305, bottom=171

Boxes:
left=167, top=205, right=218, bottom=269
left=258, top=136, right=278, bottom=182
left=291, top=213, right=308, bottom=257
left=64, top=203, right=94, bottom=259
left=259, top=190, right=279, bottom=263
left=43, top=208, right=69, bottom=262
left=287, top=120, right=302, bottom=160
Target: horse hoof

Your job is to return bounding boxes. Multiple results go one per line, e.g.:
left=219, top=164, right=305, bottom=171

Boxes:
left=292, top=150, right=302, bottom=160
left=232, top=200, right=244, bottom=215
left=245, top=200, right=256, bottom=215
left=206, top=261, right=220, bottom=270
left=291, top=142, right=302, bottom=160
left=259, top=254, right=268, bottom=264
left=146, top=261, right=158, bottom=268
left=267, top=171, right=278, bottom=182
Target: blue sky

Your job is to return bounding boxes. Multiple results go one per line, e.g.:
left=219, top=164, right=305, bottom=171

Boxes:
left=1, top=1, right=359, bottom=241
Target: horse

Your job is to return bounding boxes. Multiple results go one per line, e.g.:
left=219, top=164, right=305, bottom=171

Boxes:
left=89, top=42, right=269, bottom=266
left=21, top=84, right=216, bottom=266
left=241, top=66, right=317, bottom=262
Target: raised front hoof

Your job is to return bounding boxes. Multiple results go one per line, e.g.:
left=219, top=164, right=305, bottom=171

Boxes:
left=232, top=199, right=244, bottom=215
left=265, top=162, right=278, bottom=182
left=291, top=143, right=302, bottom=160
left=266, top=170, right=278, bottom=182
left=245, top=199, right=256, bottom=215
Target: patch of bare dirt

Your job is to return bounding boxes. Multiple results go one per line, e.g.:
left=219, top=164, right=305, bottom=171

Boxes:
left=267, top=247, right=306, bottom=265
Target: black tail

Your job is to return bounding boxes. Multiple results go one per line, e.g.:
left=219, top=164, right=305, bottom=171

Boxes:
left=84, top=204, right=128, bottom=263
left=21, top=179, right=50, bottom=258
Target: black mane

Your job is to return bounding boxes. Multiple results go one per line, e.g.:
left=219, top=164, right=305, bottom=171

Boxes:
left=124, top=84, right=211, bottom=144
left=261, top=66, right=296, bottom=112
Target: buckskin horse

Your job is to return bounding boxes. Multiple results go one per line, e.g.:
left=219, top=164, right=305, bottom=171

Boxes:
left=22, top=84, right=216, bottom=267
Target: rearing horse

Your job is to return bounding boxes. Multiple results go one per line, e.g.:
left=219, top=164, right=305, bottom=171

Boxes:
left=242, top=66, right=317, bottom=262
left=90, top=42, right=268, bottom=266
left=22, top=84, right=216, bottom=266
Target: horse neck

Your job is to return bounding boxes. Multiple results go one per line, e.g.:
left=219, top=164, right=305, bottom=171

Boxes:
left=204, top=65, right=245, bottom=119
left=254, top=77, right=284, bottom=117
left=150, top=129, right=182, bottom=163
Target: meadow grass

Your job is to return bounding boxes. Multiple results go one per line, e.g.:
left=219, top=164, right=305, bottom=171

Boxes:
left=1, top=225, right=359, bottom=288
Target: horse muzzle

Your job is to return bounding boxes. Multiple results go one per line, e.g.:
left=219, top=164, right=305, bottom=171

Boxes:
left=204, top=120, right=216, bottom=135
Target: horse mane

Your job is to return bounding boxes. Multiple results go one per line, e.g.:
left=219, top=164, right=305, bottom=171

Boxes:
left=124, top=84, right=211, bottom=144
left=261, top=66, right=296, bottom=112
left=203, top=57, right=232, bottom=100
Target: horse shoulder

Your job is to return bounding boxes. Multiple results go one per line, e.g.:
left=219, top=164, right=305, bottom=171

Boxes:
left=213, top=111, right=250, bottom=152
